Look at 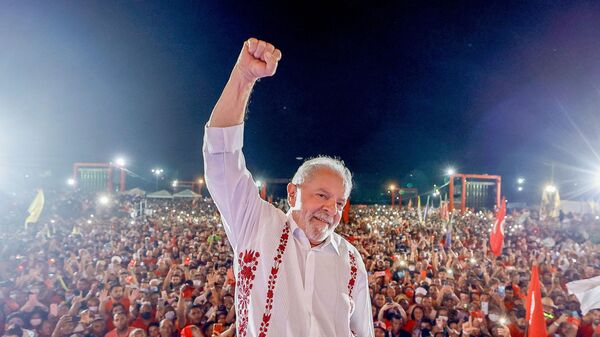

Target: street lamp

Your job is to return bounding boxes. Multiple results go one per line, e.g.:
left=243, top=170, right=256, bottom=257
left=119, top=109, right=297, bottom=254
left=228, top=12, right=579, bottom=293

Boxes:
left=114, top=156, right=127, bottom=191
left=115, top=157, right=126, bottom=168
left=151, top=168, right=164, bottom=190
left=98, top=195, right=110, bottom=206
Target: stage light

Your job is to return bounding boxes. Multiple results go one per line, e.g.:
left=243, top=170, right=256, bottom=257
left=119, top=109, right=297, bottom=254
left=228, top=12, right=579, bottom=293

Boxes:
left=389, top=184, right=395, bottom=191
left=172, top=180, right=178, bottom=188
left=446, top=167, right=456, bottom=176
left=115, top=157, right=126, bottom=167
left=517, top=177, right=525, bottom=184
left=67, top=178, right=76, bottom=186
left=151, top=168, right=164, bottom=176
left=545, top=185, right=557, bottom=193
left=98, top=195, right=110, bottom=205
left=517, top=186, right=523, bottom=192
left=198, top=178, right=204, bottom=184
left=256, top=180, right=262, bottom=187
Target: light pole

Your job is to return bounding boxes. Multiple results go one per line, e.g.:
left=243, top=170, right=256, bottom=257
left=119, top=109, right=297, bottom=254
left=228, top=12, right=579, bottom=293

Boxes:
left=151, top=168, right=164, bottom=190
left=114, top=157, right=126, bottom=192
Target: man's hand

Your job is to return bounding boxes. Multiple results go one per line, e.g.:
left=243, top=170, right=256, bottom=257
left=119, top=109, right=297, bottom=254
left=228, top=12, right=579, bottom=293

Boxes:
left=208, top=38, right=281, bottom=127
left=234, top=38, right=282, bottom=83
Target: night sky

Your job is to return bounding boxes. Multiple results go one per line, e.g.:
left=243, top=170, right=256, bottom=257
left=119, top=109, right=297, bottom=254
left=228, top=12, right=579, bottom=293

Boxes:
left=2, top=1, right=600, bottom=202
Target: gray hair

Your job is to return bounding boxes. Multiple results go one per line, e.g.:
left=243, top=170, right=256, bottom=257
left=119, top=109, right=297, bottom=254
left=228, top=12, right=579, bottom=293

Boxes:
left=129, top=329, right=147, bottom=337
left=291, top=156, right=353, bottom=198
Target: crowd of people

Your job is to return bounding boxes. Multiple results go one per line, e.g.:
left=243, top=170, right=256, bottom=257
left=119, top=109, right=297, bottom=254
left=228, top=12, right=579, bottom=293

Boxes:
left=1, top=189, right=600, bottom=337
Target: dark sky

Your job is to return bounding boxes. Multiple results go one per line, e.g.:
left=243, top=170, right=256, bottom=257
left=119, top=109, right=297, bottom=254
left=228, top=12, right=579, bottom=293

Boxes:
left=2, top=1, right=600, bottom=201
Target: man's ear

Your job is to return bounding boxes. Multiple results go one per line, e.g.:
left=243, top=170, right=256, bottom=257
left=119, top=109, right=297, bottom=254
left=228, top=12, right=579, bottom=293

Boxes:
left=287, top=183, right=297, bottom=208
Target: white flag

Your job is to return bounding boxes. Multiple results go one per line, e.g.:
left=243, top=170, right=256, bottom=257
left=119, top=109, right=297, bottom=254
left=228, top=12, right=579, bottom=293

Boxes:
left=566, top=275, right=600, bottom=315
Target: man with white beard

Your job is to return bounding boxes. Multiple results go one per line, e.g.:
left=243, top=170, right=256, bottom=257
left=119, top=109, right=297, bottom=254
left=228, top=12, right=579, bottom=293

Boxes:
left=203, top=38, right=373, bottom=337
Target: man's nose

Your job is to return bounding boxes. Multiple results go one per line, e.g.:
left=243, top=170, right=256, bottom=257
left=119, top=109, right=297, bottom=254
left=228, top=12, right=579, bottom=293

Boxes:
left=322, top=198, right=337, bottom=215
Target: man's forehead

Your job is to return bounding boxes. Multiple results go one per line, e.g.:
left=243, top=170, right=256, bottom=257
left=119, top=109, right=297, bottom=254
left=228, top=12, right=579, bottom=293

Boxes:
left=302, top=168, right=346, bottom=194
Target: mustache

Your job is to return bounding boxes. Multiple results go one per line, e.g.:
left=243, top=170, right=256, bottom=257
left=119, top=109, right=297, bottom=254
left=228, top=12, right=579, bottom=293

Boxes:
left=311, top=212, right=333, bottom=225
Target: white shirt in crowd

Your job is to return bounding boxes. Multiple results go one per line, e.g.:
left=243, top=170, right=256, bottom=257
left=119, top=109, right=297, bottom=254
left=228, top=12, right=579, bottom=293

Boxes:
left=204, top=123, right=374, bottom=337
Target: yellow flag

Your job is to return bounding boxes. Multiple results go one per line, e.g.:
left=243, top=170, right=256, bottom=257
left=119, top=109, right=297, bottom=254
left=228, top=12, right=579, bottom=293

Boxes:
left=25, top=190, right=45, bottom=228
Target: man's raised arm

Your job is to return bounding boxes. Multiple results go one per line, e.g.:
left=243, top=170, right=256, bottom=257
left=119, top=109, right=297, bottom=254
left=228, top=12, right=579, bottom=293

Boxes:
left=208, top=38, right=282, bottom=127
left=203, top=38, right=282, bottom=249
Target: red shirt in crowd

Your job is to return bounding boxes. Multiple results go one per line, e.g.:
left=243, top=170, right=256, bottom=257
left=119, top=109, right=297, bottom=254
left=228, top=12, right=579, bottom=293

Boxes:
left=508, top=323, right=525, bottom=337
left=104, top=327, right=134, bottom=337
left=576, top=322, right=595, bottom=337
left=104, top=298, right=131, bottom=331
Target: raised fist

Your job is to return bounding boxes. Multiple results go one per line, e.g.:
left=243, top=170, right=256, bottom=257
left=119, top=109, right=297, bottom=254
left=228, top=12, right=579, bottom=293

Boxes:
left=234, top=38, right=282, bottom=82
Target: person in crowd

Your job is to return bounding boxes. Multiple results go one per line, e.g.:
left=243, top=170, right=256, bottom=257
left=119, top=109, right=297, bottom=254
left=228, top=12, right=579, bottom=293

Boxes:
left=2, top=187, right=600, bottom=336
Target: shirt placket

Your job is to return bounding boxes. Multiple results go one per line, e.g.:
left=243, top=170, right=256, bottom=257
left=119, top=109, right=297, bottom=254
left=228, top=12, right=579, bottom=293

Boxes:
left=305, top=248, right=319, bottom=336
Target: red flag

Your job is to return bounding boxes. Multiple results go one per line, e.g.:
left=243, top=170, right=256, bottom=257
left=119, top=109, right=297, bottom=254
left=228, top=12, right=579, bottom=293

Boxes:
left=490, top=197, right=506, bottom=257
left=525, top=264, right=546, bottom=337
left=342, top=199, right=351, bottom=223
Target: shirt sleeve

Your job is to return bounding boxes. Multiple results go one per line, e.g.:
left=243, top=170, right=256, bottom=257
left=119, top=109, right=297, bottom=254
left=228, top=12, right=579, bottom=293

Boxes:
left=203, top=123, right=264, bottom=250
left=350, top=254, right=375, bottom=337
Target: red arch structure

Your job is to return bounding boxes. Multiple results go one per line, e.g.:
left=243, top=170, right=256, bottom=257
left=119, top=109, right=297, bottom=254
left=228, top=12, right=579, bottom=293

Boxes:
left=448, top=173, right=501, bottom=214
left=73, top=162, right=128, bottom=192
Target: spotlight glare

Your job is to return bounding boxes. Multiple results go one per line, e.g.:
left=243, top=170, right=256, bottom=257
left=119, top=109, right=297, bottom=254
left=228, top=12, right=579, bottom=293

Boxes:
left=517, top=177, right=525, bottom=184
left=545, top=185, right=557, bottom=193
left=67, top=178, right=76, bottom=186
left=98, top=195, right=110, bottom=205
left=446, top=167, right=456, bottom=176
left=115, top=157, right=126, bottom=167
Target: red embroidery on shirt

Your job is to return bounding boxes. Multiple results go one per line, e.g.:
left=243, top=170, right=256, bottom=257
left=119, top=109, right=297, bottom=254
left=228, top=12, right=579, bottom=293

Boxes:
left=348, top=251, right=358, bottom=337
left=257, top=222, right=290, bottom=337
left=348, top=251, right=358, bottom=297
left=236, top=250, right=260, bottom=337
